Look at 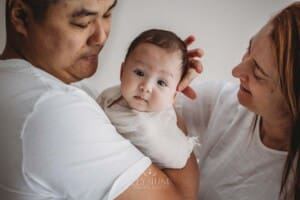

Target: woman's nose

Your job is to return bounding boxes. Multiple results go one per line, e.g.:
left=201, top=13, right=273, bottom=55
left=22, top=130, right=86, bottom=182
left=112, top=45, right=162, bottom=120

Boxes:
left=232, top=62, right=248, bottom=82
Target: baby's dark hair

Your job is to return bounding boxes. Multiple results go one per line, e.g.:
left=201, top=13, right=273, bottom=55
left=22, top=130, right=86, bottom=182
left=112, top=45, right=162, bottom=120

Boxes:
left=125, top=29, right=188, bottom=80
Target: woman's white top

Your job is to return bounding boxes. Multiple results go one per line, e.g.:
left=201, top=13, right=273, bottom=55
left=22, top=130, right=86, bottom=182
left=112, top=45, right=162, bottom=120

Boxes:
left=180, top=81, right=287, bottom=200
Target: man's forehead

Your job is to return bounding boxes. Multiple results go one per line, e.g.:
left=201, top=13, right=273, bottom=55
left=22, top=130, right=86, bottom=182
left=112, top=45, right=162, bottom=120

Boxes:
left=63, top=0, right=116, bottom=5
left=60, top=0, right=116, bottom=10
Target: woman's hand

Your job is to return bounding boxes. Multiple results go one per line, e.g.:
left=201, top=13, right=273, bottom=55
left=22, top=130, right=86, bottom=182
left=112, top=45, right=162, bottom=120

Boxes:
left=178, top=35, right=204, bottom=99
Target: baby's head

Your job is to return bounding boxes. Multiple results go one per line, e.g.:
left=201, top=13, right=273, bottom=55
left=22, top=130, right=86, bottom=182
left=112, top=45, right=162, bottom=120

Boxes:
left=120, top=29, right=188, bottom=112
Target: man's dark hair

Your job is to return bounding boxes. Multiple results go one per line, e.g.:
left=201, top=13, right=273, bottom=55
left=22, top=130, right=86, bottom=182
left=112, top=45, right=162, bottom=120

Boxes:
left=6, top=0, right=60, bottom=28
left=125, top=29, right=189, bottom=80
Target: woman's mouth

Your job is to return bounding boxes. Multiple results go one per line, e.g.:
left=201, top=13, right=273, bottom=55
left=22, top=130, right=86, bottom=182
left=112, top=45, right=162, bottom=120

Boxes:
left=240, top=85, right=251, bottom=94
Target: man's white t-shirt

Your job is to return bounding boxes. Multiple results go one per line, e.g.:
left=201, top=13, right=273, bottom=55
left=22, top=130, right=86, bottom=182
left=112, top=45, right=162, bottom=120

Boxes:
left=0, top=59, right=151, bottom=200
left=180, top=81, right=287, bottom=200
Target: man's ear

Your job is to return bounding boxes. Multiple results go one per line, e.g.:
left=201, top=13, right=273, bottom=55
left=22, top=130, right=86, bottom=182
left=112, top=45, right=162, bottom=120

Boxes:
left=8, top=0, right=32, bottom=37
left=120, top=62, right=125, bottom=81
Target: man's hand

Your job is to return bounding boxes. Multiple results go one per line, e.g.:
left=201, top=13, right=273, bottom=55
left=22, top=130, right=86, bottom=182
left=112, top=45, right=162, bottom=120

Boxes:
left=178, top=35, right=204, bottom=99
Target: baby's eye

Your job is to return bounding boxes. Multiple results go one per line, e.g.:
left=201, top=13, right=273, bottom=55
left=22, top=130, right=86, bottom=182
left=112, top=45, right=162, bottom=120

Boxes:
left=157, top=80, right=168, bottom=87
left=133, top=69, right=144, bottom=77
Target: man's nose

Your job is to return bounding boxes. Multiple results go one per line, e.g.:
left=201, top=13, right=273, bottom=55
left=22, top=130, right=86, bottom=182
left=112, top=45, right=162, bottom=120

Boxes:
left=88, top=20, right=109, bottom=46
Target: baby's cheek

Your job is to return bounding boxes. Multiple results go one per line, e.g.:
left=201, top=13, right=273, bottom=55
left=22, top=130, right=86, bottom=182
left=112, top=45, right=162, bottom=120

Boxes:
left=163, top=92, right=176, bottom=106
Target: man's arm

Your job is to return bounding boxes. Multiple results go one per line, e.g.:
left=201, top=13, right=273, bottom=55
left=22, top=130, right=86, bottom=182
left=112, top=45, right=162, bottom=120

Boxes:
left=116, top=164, right=182, bottom=200
left=163, top=154, right=199, bottom=200
left=116, top=154, right=199, bottom=200
left=163, top=109, right=199, bottom=200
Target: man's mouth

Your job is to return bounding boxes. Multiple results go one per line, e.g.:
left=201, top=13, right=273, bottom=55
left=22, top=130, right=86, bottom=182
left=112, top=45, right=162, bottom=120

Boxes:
left=82, top=55, right=98, bottom=62
left=81, top=48, right=102, bottom=63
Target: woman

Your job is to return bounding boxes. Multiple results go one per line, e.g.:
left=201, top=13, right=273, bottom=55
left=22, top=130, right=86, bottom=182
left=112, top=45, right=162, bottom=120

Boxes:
left=180, top=2, right=299, bottom=200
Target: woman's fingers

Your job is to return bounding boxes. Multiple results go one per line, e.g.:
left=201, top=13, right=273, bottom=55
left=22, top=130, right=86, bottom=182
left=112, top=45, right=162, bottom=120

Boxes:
left=178, top=67, right=199, bottom=92
left=181, top=86, right=197, bottom=100
left=179, top=35, right=204, bottom=99
left=184, top=35, right=196, bottom=46
left=188, top=55, right=203, bottom=73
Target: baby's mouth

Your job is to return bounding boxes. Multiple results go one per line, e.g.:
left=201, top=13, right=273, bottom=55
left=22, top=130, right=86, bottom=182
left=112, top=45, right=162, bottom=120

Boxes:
left=134, top=96, right=147, bottom=102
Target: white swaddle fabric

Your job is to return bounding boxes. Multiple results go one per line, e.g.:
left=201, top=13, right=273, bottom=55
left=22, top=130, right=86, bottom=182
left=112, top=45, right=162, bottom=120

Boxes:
left=97, top=86, right=199, bottom=169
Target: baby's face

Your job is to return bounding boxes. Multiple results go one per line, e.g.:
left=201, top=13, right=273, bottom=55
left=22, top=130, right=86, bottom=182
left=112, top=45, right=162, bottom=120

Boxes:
left=120, top=43, right=182, bottom=112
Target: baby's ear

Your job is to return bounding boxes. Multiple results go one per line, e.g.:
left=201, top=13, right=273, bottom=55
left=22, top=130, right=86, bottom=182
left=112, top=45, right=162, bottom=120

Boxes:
left=173, top=91, right=178, bottom=103
left=120, top=62, right=125, bottom=81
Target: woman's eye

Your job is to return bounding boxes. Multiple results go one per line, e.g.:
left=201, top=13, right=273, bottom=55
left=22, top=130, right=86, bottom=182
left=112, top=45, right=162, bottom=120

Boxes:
left=134, top=69, right=144, bottom=77
left=253, top=68, right=263, bottom=81
left=157, top=80, right=167, bottom=87
left=252, top=61, right=264, bottom=81
left=253, top=72, right=262, bottom=81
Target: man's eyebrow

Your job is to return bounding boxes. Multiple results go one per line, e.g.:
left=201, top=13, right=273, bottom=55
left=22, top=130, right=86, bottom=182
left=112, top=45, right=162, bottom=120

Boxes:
left=71, top=8, right=98, bottom=18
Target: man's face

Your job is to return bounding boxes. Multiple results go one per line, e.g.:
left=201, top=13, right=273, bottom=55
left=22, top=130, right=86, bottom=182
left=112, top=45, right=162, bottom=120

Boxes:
left=23, top=0, right=116, bottom=83
left=120, top=43, right=182, bottom=112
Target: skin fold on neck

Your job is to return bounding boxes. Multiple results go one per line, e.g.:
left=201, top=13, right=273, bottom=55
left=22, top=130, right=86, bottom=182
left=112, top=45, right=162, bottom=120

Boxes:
left=260, top=117, right=292, bottom=151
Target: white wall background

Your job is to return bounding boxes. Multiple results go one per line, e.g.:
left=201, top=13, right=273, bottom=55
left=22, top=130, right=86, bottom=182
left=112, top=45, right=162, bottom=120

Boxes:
left=0, top=0, right=295, bottom=95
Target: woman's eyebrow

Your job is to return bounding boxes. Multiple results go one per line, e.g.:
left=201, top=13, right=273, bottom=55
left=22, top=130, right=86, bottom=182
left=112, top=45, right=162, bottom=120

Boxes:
left=253, top=59, right=270, bottom=78
left=107, top=0, right=118, bottom=13
left=248, top=39, right=252, bottom=51
left=249, top=38, right=270, bottom=78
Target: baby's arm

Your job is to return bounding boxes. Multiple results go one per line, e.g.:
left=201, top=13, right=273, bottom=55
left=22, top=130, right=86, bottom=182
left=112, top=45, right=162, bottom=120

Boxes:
left=134, top=110, right=197, bottom=169
left=133, top=110, right=199, bottom=200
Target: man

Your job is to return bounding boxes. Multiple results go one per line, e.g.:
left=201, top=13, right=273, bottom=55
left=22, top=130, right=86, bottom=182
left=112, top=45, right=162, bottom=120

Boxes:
left=0, top=0, right=201, bottom=199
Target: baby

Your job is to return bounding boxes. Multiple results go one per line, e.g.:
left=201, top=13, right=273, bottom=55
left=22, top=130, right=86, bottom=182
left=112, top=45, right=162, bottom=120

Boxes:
left=97, top=29, right=198, bottom=169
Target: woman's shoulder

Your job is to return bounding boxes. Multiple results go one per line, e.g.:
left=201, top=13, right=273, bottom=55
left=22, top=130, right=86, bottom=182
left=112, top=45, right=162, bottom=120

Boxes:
left=184, top=80, right=239, bottom=110
left=191, top=80, right=238, bottom=99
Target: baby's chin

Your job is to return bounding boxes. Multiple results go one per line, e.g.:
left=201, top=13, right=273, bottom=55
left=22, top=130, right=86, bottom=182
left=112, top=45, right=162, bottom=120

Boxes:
left=134, top=105, right=173, bottom=113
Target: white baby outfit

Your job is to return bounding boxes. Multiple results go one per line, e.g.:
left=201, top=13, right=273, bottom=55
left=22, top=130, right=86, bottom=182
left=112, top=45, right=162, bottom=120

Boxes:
left=98, top=85, right=199, bottom=169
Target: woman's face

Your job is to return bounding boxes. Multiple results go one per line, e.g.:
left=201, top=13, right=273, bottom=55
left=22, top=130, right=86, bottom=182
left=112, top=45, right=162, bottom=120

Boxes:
left=232, top=23, right=289, bottom=119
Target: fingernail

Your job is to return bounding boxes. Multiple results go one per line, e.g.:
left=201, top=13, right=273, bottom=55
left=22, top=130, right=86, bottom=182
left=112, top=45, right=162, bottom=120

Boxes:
left=178, top=85, right=183, bottom=91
